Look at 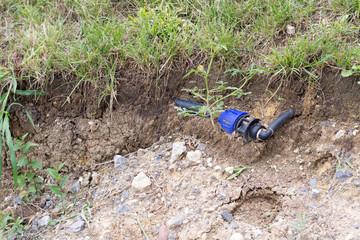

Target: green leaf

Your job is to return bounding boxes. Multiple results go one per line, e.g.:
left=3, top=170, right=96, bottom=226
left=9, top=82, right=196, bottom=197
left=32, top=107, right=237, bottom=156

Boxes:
left=27, top=172, right=35, bottom=181
left=341, top=69, right=353, bottom=77
left=47, top=168, right=60, bottom=180
left=50, top=185, right=62, bottom=195
left=13, top=144, right=23, bottom=151
left=4, top=115, right=18, bottom=189
left=30, top=160, right=42, bottom=169
left=24, top=142, right=38, bottom=154
left=34, top=177, right=43, bottom=183
left=58, top=162, right=66, bottom=171
left=12, top=90, right=47, bottom=96
left=18, top=155, right=29, bottom=167
left=60, top=175, right=69, bottom=188
left=18, top=177, right=26, bottom=190
left=27, top=185, right=36, bottom=193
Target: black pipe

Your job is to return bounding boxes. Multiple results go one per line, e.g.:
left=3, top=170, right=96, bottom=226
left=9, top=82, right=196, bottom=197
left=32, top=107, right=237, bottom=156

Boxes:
left=173, top=98, right=204, bottom=113
left=251, top=109, right=295, bottom=141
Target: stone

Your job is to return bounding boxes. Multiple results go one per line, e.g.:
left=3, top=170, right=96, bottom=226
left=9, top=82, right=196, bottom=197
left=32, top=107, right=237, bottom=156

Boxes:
left=118, top=205, right=131, bottom=215
left=14, top=196, right=22, bottom=205
left=80, top=172, right=91, bottom=187
left=220, top=210, right=232, bottom=223
left=38, top=216, right=51, bottom=228
left=186, top=150, right=202, bottom=165
left=230, top=222, right=239, bottom=229
left=354, top=180, right=360, bottom=187
left=121, top=190, right=129, bottom=201
left=286, top=24, right=295, bottom=34
left=308, top=178, right=317, bottom=188
left=170, top=142, right=186, bottom=163
left=333, top=130, right=346, bottom=140
left=114, top=155, right=128, bottom=171
left=167, top=216, right=185, bottom=228
left=132, top=172, right=151, bottom=190
left=229, top=233, right=244, bottom=240
left=197, top=144, right=206, bottom=151
left=312, top=189, right=320, bottom=197
left=70, top=181, right=81, bottom=193
left=69, top=218, right=85, bottom=232
left=217, top=194, right=226, bottom=200
left=91, top=172, right=100, bottom=185
left=335, top=169, right=353, bottom=182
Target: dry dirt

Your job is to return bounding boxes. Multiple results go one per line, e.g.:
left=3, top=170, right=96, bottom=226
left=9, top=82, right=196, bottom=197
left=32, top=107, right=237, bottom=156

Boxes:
left=1, top=68, right=360, bottom=240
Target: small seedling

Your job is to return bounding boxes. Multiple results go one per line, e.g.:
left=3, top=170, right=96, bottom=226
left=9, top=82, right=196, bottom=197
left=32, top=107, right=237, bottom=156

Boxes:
left=226, top=166, right=253, bottom=180
left=14, top=133, right=43, bottom=201
left=0, top=210, right=26, bottom=239
left=336, top=156, right=355, bottom=173
left=179, top=51, right=251, bottom=127
left=47, top=163, right=69, bottom=209
left=289, top=213, right=310, bottom=238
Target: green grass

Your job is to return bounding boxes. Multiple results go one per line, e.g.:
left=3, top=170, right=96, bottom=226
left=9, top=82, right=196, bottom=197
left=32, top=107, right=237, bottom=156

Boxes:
left=1, top=0, right=360, bottom=97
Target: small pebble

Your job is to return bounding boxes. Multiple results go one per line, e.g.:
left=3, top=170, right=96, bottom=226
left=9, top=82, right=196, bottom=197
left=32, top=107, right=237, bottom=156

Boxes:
left=217, top=194, right=226, bottom=200
left=118, top=205, right=131, bottom=215
left=312, top=189, right=320, bottom=197
left=222, top=183, right=228, bottom=188
left=69, top=218, right=85, bottom=232
left=197, top=144, right=206, bottom=151
left=220, top=210, right=232, bottom=223
left=308, top=178, right=317, bottom=188
left=354, top=180, right=360, bottom=187
left=335, top=169, right=353, bottom=182
left=38, top=216, right=51, bottom=228
left=70, top=181, right=81, bottom=193
left=167, top=216, right=185, bottom=228
left=230, top=222, right=239, bottom=229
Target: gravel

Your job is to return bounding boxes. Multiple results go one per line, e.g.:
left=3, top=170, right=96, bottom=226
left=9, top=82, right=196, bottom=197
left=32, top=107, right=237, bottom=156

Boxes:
left=220, top=210, right=232, bottom=223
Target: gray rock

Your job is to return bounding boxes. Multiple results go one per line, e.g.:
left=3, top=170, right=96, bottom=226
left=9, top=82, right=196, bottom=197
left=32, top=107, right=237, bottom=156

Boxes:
left=230, top=222, right=239, bottom=229
left=335, top=169, right=353, bottom=182
left=170, top=142, right=186, bottom=163
left=38, top=216, right=51, bottom=228
left=121, top=190, right=129, bottom=201
left=217, top=194, right=226, bottom=200
left=167, top=216, right=185, bottom=228
left=118, top=205, right=131, bottom=215
left=70, top=181, right=81, bottom=193
left=191, top=188, right=200, bottom=194
left=220, top=210, right=232, bottom=223
left=132, top=172, right=151, bottom=190
left=31, top=224, right=39, bottom=232
left=222, top=183, right=228, bottom=188
left=298, top=188, right=308, bottom=196
left=45, top=200, right=53, bottom=208
left=354, top=180, right=360, bottom=187
left=312, top=188, right=320, bottom=197
left=154, top=225, right=160, bottom=234
left=167, top=142, right=173, bottom=148
left=114, top=155, right=128, bottom=171
left=169, top=232, right=176, bottom=240
left=14, top=196, right=22, bottom=205
left=197, top=144, right=206, bottom=151
left=156, top=154, right=163, bottom=160
left=69, top=219, right=85, bottom=232
left=308, top=178, right=317, bottom=188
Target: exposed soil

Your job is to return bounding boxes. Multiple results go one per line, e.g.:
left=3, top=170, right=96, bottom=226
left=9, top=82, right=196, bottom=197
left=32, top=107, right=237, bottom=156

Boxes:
left=1, top=67, right=360, bottom=240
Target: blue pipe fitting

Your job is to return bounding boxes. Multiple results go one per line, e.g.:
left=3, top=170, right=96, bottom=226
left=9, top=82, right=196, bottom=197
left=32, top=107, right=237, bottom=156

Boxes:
left=218, top=109, right=248, bottom=134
